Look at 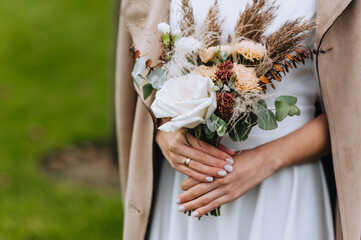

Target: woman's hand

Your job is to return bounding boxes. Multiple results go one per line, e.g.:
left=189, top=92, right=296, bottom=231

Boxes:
left=176, top=148, right=279, bottom=217
left=176, top=113, right=331, bottom=217
left=155, top=128, right=235, bottom=183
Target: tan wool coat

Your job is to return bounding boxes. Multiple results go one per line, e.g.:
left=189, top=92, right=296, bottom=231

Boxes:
left=115, top=0, right=361, bottom=239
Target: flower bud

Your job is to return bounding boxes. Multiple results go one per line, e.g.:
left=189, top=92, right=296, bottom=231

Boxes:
left=157, top=22, right=170, bottom=34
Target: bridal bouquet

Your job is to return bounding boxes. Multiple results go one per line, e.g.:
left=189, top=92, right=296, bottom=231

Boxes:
left=130, top=0, right=316, bottom=217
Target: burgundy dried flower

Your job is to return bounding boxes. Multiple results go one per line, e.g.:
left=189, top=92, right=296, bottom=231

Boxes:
left=216, top=92, right=235, bottom=118
left=215, top=60, right=234, bottom=84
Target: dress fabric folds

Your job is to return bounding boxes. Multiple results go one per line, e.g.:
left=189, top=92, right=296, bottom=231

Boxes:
left=149, top=0, right=335, bottom=239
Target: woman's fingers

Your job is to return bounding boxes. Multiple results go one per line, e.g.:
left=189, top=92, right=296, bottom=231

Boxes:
left=177, top=181, right=217, bottom=204
left=181, top=178, right=200, bottom=191
left=177, top=187, right=226, bottom=216
left=186, top=134, right=234, bottom=163
left=178, top=165, right=215, bottom=183
left=218, top=143, right=236, bottom=156
left=187, top=158, right=230, bottom=177
left=181, top=146, right=234, bottom=172
left=190, top=195, right=230, bottom=218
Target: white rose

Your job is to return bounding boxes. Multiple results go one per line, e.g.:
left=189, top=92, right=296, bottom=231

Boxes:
left=151, top=74, right=217, bottom=132
left=157, top=22, right=170, bottom=34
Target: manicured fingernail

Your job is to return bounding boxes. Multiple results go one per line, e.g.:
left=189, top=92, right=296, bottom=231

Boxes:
left=226, top=158, right=234, bottom=164
left=205, top=176, right=214, bottom=182
left=191, top=211, right=199, bottom=217
left=224, top=165, right=233, bottom=172
left=218, top=170, right=227, bottom=176
left=176, top=198, right=181, bottom=205
left=178, top=206, right=186, bottom=212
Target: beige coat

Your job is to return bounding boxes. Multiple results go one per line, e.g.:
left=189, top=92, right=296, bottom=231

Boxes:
left=115, top=0, right=361, bottom=239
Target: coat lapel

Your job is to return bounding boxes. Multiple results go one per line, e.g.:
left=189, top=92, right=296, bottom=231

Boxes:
left=122, top=0, right=170, bottom=121
left=317, top=0, right=353, bottom=44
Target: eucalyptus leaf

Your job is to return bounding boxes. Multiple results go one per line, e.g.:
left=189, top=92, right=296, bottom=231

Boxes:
left=220, top=51, right=228, bottom=61
left=275, top=101, right=290, bottom=122
left=147, top=69, right=164, bottom=89
left=211, top=114, right=218, bottom=122
left=275, top=96, right=297, bottom=106
left=229, top=113, right=257, bottom=142
left=289, top=105, right=301, bottom=116
left=204, top=124, right=215, bottom=139
left=206, top=118, right=216, bottom=132
left=253, top=102, right=278, bottom=130
left=131, top=57, right=147, bottom=88
left=215, top=118, right=227, bottom=137
left=212, top=86, right=220, bottom=92
left=142, top=83, right=154, bottom=100
left=228, top=81, right=235, bottom=90
left=223, top=84, right=231, bottom=92
left=258, top=99, right=267, bottom=108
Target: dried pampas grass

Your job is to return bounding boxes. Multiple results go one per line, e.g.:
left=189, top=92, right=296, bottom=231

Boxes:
left=180, top=0, right=195, bottom=37
left=234, top=0, right=277, bottom=42
left=199, top=0, right=222, bottom=47
left=266, top=18, right=316, bottom=65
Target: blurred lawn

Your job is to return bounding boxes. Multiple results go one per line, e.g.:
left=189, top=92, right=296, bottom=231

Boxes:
left=0, top=0, right=123, bottom=239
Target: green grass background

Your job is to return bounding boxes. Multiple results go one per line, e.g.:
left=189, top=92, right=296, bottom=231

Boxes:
left=0, top=0, right=123, bottom=239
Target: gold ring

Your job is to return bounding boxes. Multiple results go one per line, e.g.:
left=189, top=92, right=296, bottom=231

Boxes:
left=183, top=157, right=191, bottom=167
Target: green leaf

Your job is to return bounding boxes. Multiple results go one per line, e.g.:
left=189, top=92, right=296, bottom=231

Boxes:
left=230, top=72, right=237, bottom=83
left=229, top=113, right=257, bottom=141
left=215, top=118, right=227, bottom=137
left=223, top=84, right=230, bottom=92
left=142, top=83, right=154, bottom=100
left=275, top=101, right=290, bottom=122
left=253, top=102, right=278, bottom=130
left=289, top=105, right=301, bottom=116
left=147, top=69, right=164, bottom=89
left=162, top=33, right=170, bottom=51
left=173, top=34, right=179, bottom=43
left=258, top=99, right=267, bottom=108
left=275, top=96, right=297, bottom=106
left=206, top=118, right=216, bottom=132
left=228, top=81, right=235, bottom=90
left=217, top=80, right=223, bottom=88
left=212, top=86, right=220, bottom=91
left=204, top=124, right=215, bottom=140
left=184, top=129, right=191, bottom=146
left=195, top=125, right=202, bottom=139
left=194, top=125, right=203, bottom=146
left=131, top=57, right=146, bottom=88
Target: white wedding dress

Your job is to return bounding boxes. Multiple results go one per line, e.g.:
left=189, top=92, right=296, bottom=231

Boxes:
left=149, top=0, right=335, bottom=239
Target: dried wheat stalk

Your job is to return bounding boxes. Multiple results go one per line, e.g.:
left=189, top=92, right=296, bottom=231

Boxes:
left=234, top=0, right=276, bottom=42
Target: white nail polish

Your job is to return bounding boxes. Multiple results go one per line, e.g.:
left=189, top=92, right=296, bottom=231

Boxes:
left=226, top=158, right=234, bottom=164
left=205, top=176, right=214, bottom=182
left=218, top=170, right=227, bottom=176
left=178, top=206, right=186, bottom=212
left=176, top=198, right=181, bottom=205
left=224, top=165, right=233, bottom=172
left=191, top=211, right=199, bottom=217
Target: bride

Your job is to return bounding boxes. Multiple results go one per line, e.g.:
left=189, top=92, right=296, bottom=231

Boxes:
left=115, top=0, right=361, bottom=239
left=147, top=0, right=334, bottom=239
